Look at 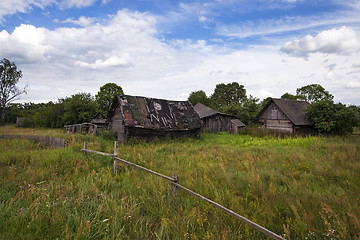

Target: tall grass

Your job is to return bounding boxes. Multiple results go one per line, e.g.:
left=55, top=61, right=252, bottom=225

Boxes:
left=1, top=125, right=359, bottom=239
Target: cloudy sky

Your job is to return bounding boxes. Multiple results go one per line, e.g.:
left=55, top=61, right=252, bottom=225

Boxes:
left=1, top=0, right=360, bottom=105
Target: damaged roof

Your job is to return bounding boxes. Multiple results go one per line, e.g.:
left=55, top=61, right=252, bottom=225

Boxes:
left=108, top=95, right=203, bottom=131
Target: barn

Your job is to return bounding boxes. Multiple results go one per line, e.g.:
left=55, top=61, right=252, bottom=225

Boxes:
left=194, top=102, right=245, bottom=134
left=107, top=95, right=203, bottom=143
left=255, top=98, right=313, bottom=135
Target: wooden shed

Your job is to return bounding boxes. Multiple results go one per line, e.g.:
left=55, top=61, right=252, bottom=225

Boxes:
left=230, top=119, right=246, bottom=134
left=194, top=103, right=245, bottom=134
left=107, top=95, right=203, bottom=143
left=255, top=98, right=313, bottom=135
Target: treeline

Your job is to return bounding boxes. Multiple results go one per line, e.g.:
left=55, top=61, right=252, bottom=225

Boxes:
left=188, top=83, right=360, bottom=134
left=4, top=81, right=360, bottom=134
left=4, top=83, right=124, bottom=128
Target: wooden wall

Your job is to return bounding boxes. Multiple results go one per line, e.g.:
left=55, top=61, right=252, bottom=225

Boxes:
left=202, top=114, right=233, bottom=132
left=258, top=102, right=294, bottom=134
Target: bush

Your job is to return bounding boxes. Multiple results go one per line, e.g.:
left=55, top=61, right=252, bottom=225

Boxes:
left=306, top=99, right=359, bottom=135
left=99, top=130, right=116, bottom=141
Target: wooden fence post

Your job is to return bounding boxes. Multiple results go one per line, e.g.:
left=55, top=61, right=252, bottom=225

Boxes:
left=84, top=141, right=87, bottom=157
left=113, top=141, right=118, bottom=174
left=171, top=174, right=179, bottom=202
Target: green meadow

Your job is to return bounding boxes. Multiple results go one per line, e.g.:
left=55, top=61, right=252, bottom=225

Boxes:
left=1, top=125, right=359, bottom=239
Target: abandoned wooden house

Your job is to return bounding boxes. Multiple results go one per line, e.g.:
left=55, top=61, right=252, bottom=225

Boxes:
left=255, top=98, right=313, bottom=135
left=107, top=95, right=203, bottom=143
left=194, top=102, right=245, bottom=134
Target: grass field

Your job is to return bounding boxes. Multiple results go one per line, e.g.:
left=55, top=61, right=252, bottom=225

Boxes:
left=1, top=125, right=359, bottom=239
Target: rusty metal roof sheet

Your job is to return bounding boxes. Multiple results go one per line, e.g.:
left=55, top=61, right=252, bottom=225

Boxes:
left=109, top=95, right=203, bottom=131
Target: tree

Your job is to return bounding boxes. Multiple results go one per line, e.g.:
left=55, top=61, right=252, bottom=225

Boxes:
left=259, top=97, right=272, bottom=109
left=238, top=95, right=260, bottom=125
left=0, top=58, right=27, bottom=125
left=188, top=90, right=210, bottom=106
left=221, top=95, right=260, bottom=125
left=95, top=83, right=124, bottom=115
left=281, top=93, right=298, bottom=100
left=296, top=84, right=333, bottom=103
left=306, top=99, right=358, bottom=134
left=63, top=93, right=97, bottom=125
left=210, top=82, right=247, bottom=109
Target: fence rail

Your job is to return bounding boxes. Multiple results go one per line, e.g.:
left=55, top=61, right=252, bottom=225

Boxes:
left=81, top=141, right=285, bottom=240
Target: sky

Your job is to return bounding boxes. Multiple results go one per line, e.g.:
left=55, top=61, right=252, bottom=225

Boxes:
left=1, top=0, right=360, bottom=105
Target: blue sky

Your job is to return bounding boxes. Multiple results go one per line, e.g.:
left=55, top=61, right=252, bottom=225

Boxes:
left=1, top=0, right=360, bottom=105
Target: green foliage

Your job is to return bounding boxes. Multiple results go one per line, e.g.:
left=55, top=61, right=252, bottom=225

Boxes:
left=95, top=83, right=124, bottom=116
left=280, top=84, right=359, bottom=135
left=26, top=101, right=65, bottom=128
left=296, top=84, right=333, bottom=103
left=187, top=90, right=210, bottom=106
left=1, top=126, right=359, bottom=239
left=188, top=82, right=259, bottom=125
left=281, top=93, right=298, bottom=100
left=63, top=93, right=97, bottom=125
left=210, top=82, right=247, bottom=109
left=236, top=95, right=260, bottom=125
left=6, top=92, right=98, bottom=128
left=259, top=97, right=272, bottom=109
left=99, top=130, right=117, bottom=141
left=306, top=99, right=359, bottom=134
left=3, top=103, right=22, bottom=123
left=0, top=58, right=27, bottom=125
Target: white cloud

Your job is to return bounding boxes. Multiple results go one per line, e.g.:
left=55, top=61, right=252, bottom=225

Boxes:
left=0, top=0, right=48, bottom=22
left=280, top=26, right=360, bottom=58
left=54, top=16, right=95, bottom=26
left=58, top=0, right=97, bottom=8
left=0, top=24, right=50, bottom=62
left=217, top=10, right=360, bottom=41
left=0, top=0, right=100, bottom=22
left=199, top=16, right=208, bottom=22
left=1, top=9, right=360, bottom=105
left=75, top=55, right=133, bottom=69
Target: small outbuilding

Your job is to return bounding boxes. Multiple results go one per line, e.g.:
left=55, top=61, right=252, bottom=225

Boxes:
left=194, top=102, right=245, bottom=134
left=255, top=98, right=313, bottom=135
left=91, top=112, right=107, bottom=127
left=230, top=119, right=246, bottom=134
left=107, top=95, right=203, bottom=143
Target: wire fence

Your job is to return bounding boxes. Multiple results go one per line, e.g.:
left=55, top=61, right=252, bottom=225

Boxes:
left=81, top=141, right=285, bottom=240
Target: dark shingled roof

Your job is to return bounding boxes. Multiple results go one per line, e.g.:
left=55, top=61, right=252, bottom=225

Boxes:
left=257, top=98, right=312, bottom=126
left=194, top=102, right=235, bottom=119
left=108, top=95, right=203, bottom=131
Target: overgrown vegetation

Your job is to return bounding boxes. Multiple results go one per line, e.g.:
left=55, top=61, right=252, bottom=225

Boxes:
left=1, top=125, right=359, bottom=239
left=188, top=83, right=360, bottom=134
left=3, top=82, right=124, bottom=128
